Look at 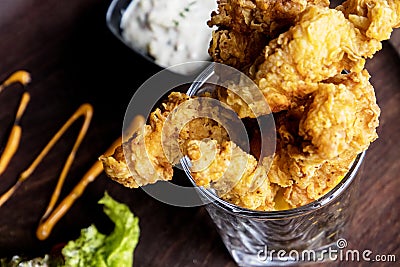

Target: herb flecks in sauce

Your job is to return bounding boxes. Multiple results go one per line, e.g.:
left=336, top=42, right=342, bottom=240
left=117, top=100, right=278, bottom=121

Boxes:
left=177, top=1, right=197, bottom=22
left=120, top=0, right=216, bottom=74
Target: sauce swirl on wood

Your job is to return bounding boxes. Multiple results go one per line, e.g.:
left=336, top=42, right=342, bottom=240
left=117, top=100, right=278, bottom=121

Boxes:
left=0, top=70, right=31, bottom=175
left=0, top=70, right=145, bottom=240
left=0, top=104, right=93, bottom=209
left=0, top=92, right=30, bottom=176
left=0, top=70, right=31, bottom=93
left=36, top=114, right=144, bottom=240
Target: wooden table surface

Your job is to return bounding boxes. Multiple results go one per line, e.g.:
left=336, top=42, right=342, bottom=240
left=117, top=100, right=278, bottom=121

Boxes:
left=0, top=0, right=398, bottom=266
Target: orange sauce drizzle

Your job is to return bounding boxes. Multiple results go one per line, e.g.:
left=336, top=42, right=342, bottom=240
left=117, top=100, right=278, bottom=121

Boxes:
left=36, top=114, right=145, bottom=240
left=0, top=70, right=31, bottom=93
left=0, top=70, right=145, bottom=241
left=0, top=70, right=31, bottom=175
left=0, top=92, right=30, bottom=176
left=0, top=104, right=93, bottom=208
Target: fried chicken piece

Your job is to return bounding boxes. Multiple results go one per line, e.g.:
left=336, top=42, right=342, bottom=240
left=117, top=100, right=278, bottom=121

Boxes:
left=101, top=145, right=139, bottom=188
left=183, top=105, right=358, bottom=210
left=268, top=112, right=360, bottom=209
left=337, top=0, right=400, bottom=40
left=299, top=70, right=380, bottom=160
left=214, top=73, right=274, bottom=118
left=186, top=139, right=277, bottom=210
left=101, top=92, right=189, bottom=188
left=249, top=5, right=382, bottom=113
left=208, top=0, right=329, bottom=70
left=100, top=92, right=230, bottom=188
left=208, top=0, right=329, bottom=35
left=282, top=151, right=357, bottom=207
left=208, top=29, right=268, bottom=70
left=236, top=1, right=399, bottom=113
left=264, top=110, right=325, bottom=192
left=263, top=73, right=377, bottom=208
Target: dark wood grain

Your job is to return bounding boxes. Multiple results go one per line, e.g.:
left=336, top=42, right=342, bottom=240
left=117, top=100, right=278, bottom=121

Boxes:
left=0, top=1, right=398, bottom=267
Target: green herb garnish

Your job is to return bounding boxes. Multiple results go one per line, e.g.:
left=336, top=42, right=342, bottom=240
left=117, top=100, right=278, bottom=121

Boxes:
left=173, top=1, right=197, bottom=26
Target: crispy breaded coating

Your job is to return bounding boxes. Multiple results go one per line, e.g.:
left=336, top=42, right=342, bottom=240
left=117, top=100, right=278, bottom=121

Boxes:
left=260, top=71, right=379, bottom=209
left=268, top=114, right=360, bottom=208
left=186, top=139, right=277, bottom=210
left=101, top=146, right=139, bottom=188
left=208, top=0, right=330, bottom=70
left=185, top=133, right=358, bottom=210
left=299, top=70, right=380, bottom=160
left=208, top=0, right=329, bottom=35
left=100, top=92, right=190, bottom=188
left=101, top=83, right=376, bottom=210
left=208, top=29, right=268, bottom=70
left=250, top=5, right=382, bottom=112
left=282, top=152, right=357, bottom=207
left=337, top=0, right=400, bottom=40
left=100, top=92, right=229, bottom=188
left=215, top=1, right=399, bottom=114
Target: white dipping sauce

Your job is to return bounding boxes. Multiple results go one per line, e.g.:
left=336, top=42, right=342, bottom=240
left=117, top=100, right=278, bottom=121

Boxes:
left=120, top=0, right=217, bottom=75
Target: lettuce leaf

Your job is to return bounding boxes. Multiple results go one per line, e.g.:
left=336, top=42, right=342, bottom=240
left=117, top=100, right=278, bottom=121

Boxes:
left=61, top=192, right=140, bottom=267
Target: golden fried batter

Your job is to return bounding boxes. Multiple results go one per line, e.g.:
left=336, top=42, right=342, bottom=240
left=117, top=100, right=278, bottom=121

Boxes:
left=337, top=0, right=400, bottom=40
left=214, top=1, right=398, bottom=114
left=208, top=0, right=329, bottom=35
left=101, top=92, right=189, bottom=188
left=250, top=5, right=382, bottom=112
left=208, top=29, right=268, bottom=70
left=208, top=0, right=330, bottom=70
left=101, top=145, right=139, bottom=188
left=100, top=92, right=229, bottom=188
left=299, top=70, right=380, bottom=160
left=282, top=152, right=357, bottom=207
left=186, top=139, right=277, bottom=211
